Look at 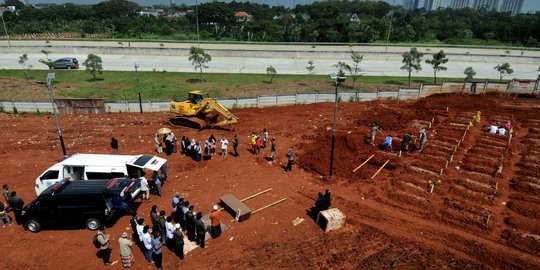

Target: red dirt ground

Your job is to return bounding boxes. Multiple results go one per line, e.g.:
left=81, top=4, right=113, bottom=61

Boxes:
left=1, top=93, right=540, bottom=269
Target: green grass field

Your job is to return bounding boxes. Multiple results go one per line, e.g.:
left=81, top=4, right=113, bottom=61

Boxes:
left=0, top=69, right=462, bottom=101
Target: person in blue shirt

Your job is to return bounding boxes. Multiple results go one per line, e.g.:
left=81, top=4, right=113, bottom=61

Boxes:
left=380, top=136, right=393, bottom=151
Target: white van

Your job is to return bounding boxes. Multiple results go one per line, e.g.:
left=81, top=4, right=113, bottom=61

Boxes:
left=34, top=154, right=167, bottom=195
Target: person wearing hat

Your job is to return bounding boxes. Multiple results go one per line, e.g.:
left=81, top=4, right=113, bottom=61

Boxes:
left=210, top=205, right=222, bottom=239
left=119, top=232, right=134, bottom=268
left=172, top=223, right=185, bottom=260
left=96, top=226, right=117, bottom=266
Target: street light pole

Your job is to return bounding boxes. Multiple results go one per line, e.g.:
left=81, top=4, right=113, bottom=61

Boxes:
left=46, top=73, right=67, bottom=157
left=134, top=63, right=142, bottom=114
left=329, top=76, right=346, bottom=177
left=0, top=11, right=11, bottom=47
left=384, top=0, right=396, bottom=54
left=195, top=0, right=200, bottom=47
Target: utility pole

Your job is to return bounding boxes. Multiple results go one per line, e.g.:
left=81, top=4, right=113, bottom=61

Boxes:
left=134, top=63, right=142, bottom=114
left=329, top=76, right=346, bottom=177
left=384, top=0, right=396, bottom=54
left=46, top=73, right=67, bottom=157
left=0, top=10, right=11, bottom=47
left=195, top=0, right=200, bottom=47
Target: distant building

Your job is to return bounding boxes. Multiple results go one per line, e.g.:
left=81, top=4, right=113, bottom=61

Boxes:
left=424, top=0, right=444, bottom=11
left=473, top=0, right=499, bottom=11
left=234, top=11, right=253, bottom=23
left=499, top=0, right=524, bottom=15
left=450, top=0, right=470, bottom=9
left=402, top=0, right=420, bottom=11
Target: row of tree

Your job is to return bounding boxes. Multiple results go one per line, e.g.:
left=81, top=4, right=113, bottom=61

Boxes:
left=2, top=0, right=540, bottom=46
left=27, top=46, right=523, bottom=85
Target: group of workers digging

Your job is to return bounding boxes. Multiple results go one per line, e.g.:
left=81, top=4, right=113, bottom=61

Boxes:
left=371, top=122, right=428, bottom=152
left=487, top=121, right=512, bottom=136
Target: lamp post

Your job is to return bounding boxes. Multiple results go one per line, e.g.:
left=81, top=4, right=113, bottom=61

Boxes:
left=46, top=73, right=67, bottom=156
left=0, top=10, right=11, bottom=47
left=195, top=0, right=200, bottom=47
left=329, top=74, right=346, bottom=177
left=134, top=63, right=142, bottom=114
left=384, top=0, right=396, bottom=54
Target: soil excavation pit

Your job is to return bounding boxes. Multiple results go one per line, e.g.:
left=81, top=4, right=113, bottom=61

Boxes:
left=2, top=93, right=540, bottom=269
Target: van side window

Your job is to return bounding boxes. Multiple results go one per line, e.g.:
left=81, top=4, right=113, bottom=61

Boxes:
left=41, top=170, right=59, bottom=180
left=86, top=172, right=126, bottom=180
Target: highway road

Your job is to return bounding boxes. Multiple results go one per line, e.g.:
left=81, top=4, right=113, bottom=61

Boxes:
left=0, top=40, right=539, bottom=80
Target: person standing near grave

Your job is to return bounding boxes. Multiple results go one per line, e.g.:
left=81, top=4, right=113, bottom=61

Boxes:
left=155, top=134, right=163, bottom=153
left=96, top=226, right=115, bottom=266
left=151, top=230, right=163, bottom=270
left=220, top=137, right=229, bottom=157
left=255, top=135, right=262, bottom=155
left=203, top=140, right=212, bottom=161
left=370, top=122, right=379, bottom=145
left=270, top=138, right=276, bottom=161
left=195, top=212, right=206, bottom=248
left=251, top=132, right=257, bottom=154
left=165, top=215, right=175, bottom=250
left=210, top=205, right=222, bottom=239
left=172, top=223, right=185, bottom=260
left=110, top=137, right=119, bottom=154
left=185, top=205, right=196, bottom=241
left=118, top=232, right=134, bottom=268
left=2, top=184, right=10, bottom=203
left=285, top=146, right=294, bottom=172
left=401, top=133, right=412, bottom=152
left=419, top=128, right=427, bottom=152
left=142, top=225, right=153, bottom=264
left=209, top=134, right=217, bottom=155
left=262, top=128, right=268, bottom=148
left=233, top=134, right=239, bottom=157
left=7, top=191, right=24, bottom=225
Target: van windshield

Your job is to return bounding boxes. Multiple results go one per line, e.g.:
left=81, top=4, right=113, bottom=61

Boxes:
left=41, top=170, right=59, bottom=180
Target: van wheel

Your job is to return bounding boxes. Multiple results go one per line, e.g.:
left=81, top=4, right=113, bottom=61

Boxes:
left=26, top=220, right=41, bottom=233
left=86, top=218, right=101, bottom=230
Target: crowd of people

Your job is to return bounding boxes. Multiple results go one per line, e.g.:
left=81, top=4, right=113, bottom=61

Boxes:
left=94, top=192, right=224, bottom=268
left=153, top=129, right=296, bottom=172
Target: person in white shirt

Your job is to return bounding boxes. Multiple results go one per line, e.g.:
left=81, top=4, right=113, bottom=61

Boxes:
left=220, top=137, right=229, bottom=157
left=140, top=175, right=150, bottom=203
left=488, top=124, right=498, bottom=134
left=498, top=127, right=506, bottom=135
left=142, top=225, right=153, bottom=264
left=136, top=219, right=145, bottom=244
left=165, top=216, right=175, bottom=250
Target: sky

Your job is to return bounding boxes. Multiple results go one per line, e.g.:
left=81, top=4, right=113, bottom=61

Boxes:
left=9, top=0, right=540, bottom=13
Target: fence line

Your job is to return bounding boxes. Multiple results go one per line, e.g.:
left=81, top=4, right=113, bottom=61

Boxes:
left=1, top=79, right=538, bottom=113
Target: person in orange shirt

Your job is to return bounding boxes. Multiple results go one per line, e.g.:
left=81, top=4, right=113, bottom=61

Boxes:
left=209, top=205, right=222, bottom=239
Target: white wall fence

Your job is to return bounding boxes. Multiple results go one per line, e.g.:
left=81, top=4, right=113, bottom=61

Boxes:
left=1, top=79, right=538, bottom=113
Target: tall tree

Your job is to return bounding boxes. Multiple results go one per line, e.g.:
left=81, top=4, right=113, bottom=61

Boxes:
left=425, top=50, right=448, bottom=84
left=464, top=67, right=476, bottom=81
left=494, top=63, right=513, bottom=82
left=83, top=54, right=103, bottom=82
left=266, top=66, right=277, bottom=83
left=348, top=48, right=363, bottom=87
left=38, top=50, right=53, bottom=69
left=401, top=48, right=424, bottom=86
left=188, top=46, right=212, bottom=82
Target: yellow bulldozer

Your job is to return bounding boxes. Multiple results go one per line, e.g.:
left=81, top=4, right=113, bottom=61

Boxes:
left=169, top=90, right=239, bottom=129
